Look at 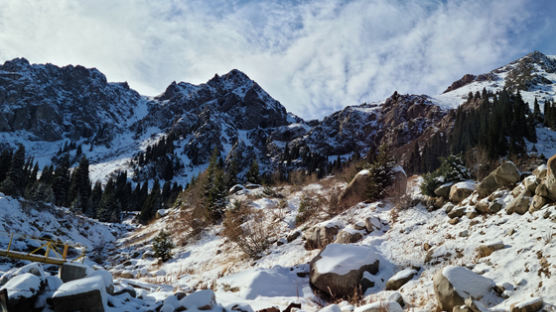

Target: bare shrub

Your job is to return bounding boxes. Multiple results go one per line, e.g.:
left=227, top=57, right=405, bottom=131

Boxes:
left=222, top=200, right=274, bottom=259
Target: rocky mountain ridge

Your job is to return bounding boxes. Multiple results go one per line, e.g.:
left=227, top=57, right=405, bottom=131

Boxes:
left=0, top=51, right=555, bottom=186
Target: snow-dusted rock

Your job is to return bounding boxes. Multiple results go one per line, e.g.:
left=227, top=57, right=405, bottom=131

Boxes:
left=310, top=244, right=379, bottom=299
left=434, top=182, right=454, bottom=199
left=533, top=164, right=547, bottom=179
left=384, top=166, right=407, bottom=198
left=510, top=297, right=544, bottom=312
left=51, top=275, right=107, bottom=312
left=385, top=268, right=417, bottom=290
left=478, top=161, right=521, bottom=197
left=433, top=266, right=501, bottom=311
left=339, top=169, right=371, bottom=208
left=0, top=273, right=43, bottom=311
left=304, top=220, right=342, bottom=250
left=354, top=301, right=403, bottom=312
left=449, top=181, right=475, bottom=203
left=529, top=194, right=547, bottom=213
left=506, top=192, right=531, bottom=215
left=334, top=227, right=364, bottom=244
left=545, top=154, right=556, bottom=200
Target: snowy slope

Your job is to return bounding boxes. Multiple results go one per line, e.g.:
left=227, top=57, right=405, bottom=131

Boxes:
left=436, top=51, right=556, bottom=111
left=108, top=171, right=555, bottom=311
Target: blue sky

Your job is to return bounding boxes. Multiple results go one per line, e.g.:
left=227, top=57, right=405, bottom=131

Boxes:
left=0, top=0, right=555, bottom=119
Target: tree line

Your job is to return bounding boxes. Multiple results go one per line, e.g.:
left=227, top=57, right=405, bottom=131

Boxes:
left=0, top=145, right=181, bottom=223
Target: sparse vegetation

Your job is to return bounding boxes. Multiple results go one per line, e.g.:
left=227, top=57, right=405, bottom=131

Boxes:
left=421, top=154, right=470, bottom=196
left=222, top=200, right=274, bottom=259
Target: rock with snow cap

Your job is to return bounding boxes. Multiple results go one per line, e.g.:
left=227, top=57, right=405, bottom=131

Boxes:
left=309, top=244, right=379, bottom=299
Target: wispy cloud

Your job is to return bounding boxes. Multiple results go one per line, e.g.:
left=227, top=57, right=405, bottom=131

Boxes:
left=0, top=0, right=552, bottom=119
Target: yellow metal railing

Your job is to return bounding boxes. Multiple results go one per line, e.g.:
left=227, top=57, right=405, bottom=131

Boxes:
left=0, top=232, right=86, bottom=265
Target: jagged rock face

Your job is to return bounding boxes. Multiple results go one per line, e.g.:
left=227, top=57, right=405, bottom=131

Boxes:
left=0, top=58, right=142, bottom=142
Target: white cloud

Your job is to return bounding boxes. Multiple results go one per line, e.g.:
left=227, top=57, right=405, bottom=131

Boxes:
left=0, top=0, right=546, bottom=119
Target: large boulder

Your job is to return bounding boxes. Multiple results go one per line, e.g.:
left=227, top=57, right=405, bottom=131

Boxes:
left=339, top=169, right=371, bottom=208
left=51, top=275, right=107, bottom=312
left=449, top=181, right=475, bottom=203
left=477, top=161, right=521, bottom=197
left=545, top=154, right=556, bottom=200
left=310, top=244, right=379, bottom=299
left=304, top=221, right=342, bottom=250
left=384, top=166, right=407, bottom=198
left=0, top=273, right=44, bottom=311
left=433, top=266, right=502, bottom=311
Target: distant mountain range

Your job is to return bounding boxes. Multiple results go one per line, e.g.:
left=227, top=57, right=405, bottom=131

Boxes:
left=1, top=51, right=555, bottom=186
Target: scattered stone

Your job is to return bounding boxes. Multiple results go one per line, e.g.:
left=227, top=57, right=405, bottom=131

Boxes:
left=448, top=218, right=459, bottom=225
left=535, top=183, right=549, bottom=197
left=533, top=164, right=547, bottom=179
left=447, top=207, right=466, bottom=219
left=529, top=195, right=547, bottom=213
left=309, top=244, right=379, bottom=299
left=287, top=231, right=301, bottom=243
left=506, top=192, right=531, bottom=215
left=433, top=266, right=501, bottom=311
left=449, top=181, right=475, bottom=203
left=303, top=221, right=341, bottom=250
left=334, top=228, right=364, bottom=244
left=444, top=203, right=455, bottom=214
left=458, top=230, right=469, bottom=237
left=545, top=154, right=556, bottom=200
left=523, top=176, right=538, bottom=196
left=466, top=210, right=478, bottom=219
left=354, top=301, right=403, bottom=312
left=476, top=242, right=505, bottom=258
left=229, top=184, right=246, bottom=194
left=364, top=216, right=384, bottom=233
left=434, top=183, right=454, bottom=199
left=477, top=161, right=520, bottom=197
left=385, top=268, right=417, bottom=290
left=510, top=297, right=544, bottom=312
left=488, top=201, right=503, bottom=213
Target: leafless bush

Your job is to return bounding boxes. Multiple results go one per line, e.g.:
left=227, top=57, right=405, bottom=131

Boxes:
left=222, top=200, right=274, bottom=259
left=295, top=192, right=325, bottom=225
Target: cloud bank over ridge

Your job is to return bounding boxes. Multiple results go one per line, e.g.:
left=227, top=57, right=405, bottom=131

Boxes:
left=0, top=0, right=554, bottom=119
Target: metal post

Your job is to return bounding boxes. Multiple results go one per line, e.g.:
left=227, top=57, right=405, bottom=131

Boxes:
left=44, top=242, right=51, bottom=258
left=62, top=244, right=68, bottom=261
left=6, top=233, right=13, bottom=253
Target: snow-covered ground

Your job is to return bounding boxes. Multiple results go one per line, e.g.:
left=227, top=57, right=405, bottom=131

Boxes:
left=105, top=171, right=555, bottom=311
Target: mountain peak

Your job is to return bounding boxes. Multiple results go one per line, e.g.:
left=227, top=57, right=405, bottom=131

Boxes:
left=1, top=57, right=31, bottom=71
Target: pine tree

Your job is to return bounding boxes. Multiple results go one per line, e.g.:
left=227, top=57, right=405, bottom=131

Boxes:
left=97, top=179, right=121, bottom=222
left=0, top=149, right=12, bottom=184
left=1, top=145, right=26, bottom=195
left=246, top=159, right=260, bottom=184
left=53, top=155, right=70, bottom=206
left=152, top=230, right=174, bottom=262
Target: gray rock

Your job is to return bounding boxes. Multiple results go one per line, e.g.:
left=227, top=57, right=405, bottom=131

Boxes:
left=506, top=192, right=531, bottom=215
left=303, top=222, right=341, bottom=250
left=449, top=182, right=474, bottom=203
left=529, top=195, right=547, bottom=213
left=385, top=268, right=417, bottom=290
left=334, top=229, right=363, bottom=244
left=310, top=244, right=379, bottom=299
left=434, top=183, right=454, bottom=199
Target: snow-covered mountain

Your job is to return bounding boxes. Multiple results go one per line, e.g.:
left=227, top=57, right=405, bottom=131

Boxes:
left=1, top=51, right=556, bottom=186
left=437, top=51, right=556, bottom=110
